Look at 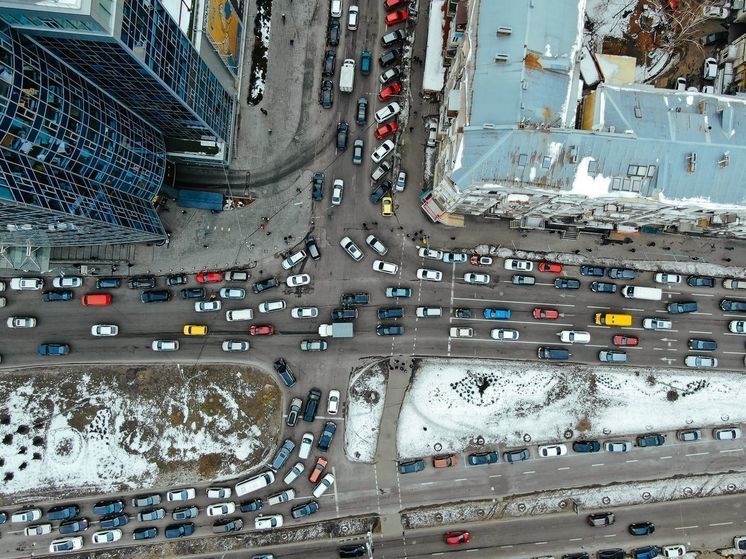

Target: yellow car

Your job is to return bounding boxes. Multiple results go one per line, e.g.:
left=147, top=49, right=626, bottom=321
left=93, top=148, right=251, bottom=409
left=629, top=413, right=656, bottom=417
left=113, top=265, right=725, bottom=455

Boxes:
left=381, top=195, right=393, bottom=216
left=183, top=324, right=208, bottom=336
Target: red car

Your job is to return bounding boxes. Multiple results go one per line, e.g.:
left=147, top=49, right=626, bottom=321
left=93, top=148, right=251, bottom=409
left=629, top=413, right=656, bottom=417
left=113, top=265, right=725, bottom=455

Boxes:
left=249, top=324, right=274, bottom=336
left=538, top=262, right=562, bottom=273
left=613, top=334, right=639, bottom=346
left=374, top=121, right=399, bottom=140
left=385, top=9, right=408, bottom=25
left=532, top=307, right=559, bottom=320
left=384, top=0, right=408, bottom=9
left=196, top=271, right=223, bottom=284
left=378, top=81, right=401, bottom=101
left=444, top=531, right=470, bottom=545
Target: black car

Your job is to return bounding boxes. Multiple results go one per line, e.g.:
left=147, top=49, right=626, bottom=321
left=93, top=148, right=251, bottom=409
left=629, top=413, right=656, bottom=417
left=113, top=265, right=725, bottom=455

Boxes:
left=252, top=277, right=279, bottom=294
left=667, top=301, right=697, bottom=314
left=48, top=505, right=80, bottom=521
left=290, top=500, right=319, bottom=519
left=455, top=308, right=472, bottom=319
left=100, top=513, right=128, bottom=528
left=720, top=298, right=746, bottom=311
left=580, top=265, right=605, bottom=276
left=318, top=421, right=337, bottom=451
left=336, top=121, right=349, bottom=150
left=166, top=274, right=187, bottom=286
left=93, top=500, right=123, bottom=516
left=42, top=289, right=73, bottom=302
left=379, top=48, right=402, bottom=66
left=165, top=522, right=194, bottom=538
left=597, top=550, right=625, bottom=559
left=59, top=518, right=89, bottom=534
left=319, top=79, right=333, bottom=108
left=305, top=234, right=321, bottom=259
left=273, top=358, right=297, bottom=388
left=687, top=275, right=715, bottom=287
left=370, top=180, right=393, bottom=203
left=590, top=281, right=617, bottom=293
left=95, top=278, right=121, bottom=289
left=303, top=388, right=321, bottom=422
left=356, top=96, right=368, bottom=125
left=341, top=292, right=369, bottom=305
left=339, top=543, right=368, bottom=558
left=327, top=18, right=340, bottom=46
left=239, top=498, right=263, bottom=513
left=179, top=287, right=205, bottom=299
left=637, top=433, right=665, bottom=447
left=628, top=521, right=655, bottom=536
left=140, top=289, right=171, bottom=303
left=133, top=527, right=158, bottom=540
left=688, top=338, right=717, bottom=351
left=128, top=276, right=156, bottom=289
left=332, top=308, right=358, bottom=320
left=608, top=268, right=636, bottom=279
left=573, top=440, right=601, bottom=452
left=322, top=49, right=336, bottom=76
left=554, top=278, right=581, bottom=289
left=312, top=173, right=324, bottom=201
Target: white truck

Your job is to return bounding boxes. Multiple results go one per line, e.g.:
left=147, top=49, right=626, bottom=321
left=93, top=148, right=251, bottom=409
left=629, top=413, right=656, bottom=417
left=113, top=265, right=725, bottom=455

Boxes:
left=318, top=323, right=354, bottom=338
left=339, top=59, right=355, bottom=93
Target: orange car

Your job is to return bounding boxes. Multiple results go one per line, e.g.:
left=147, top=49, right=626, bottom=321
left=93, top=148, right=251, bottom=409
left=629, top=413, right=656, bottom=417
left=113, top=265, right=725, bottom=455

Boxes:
left=432, top=454, right=456, bottom=468
left=309, top=457, right=328, bottom=484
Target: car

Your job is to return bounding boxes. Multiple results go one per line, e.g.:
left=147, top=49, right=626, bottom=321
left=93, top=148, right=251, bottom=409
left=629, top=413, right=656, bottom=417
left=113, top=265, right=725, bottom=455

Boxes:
left=167, top=487, right=196, bottom=502
left=196, top=271, right=223, bottom=284
left=504, top=448, right=530, bottom=463
left=386, top=286, right=411, bottom=298
left=554, top=278, right=580, bottom=289
left=687, top=275, right=715, bottom=287
left=573, top=440, right=601, bottom=452
left=319, top=79, right=333, bottom=108
left=467, top=451, right=499, bottom=465
left=504, top=259, right=533, bottom=271
left=490, top=328, right=519, bottom=340
left=59, top=518, right=89, bottom=534
left=591, top=281, right=617, bottom=293
left=580, top=265, right=605, bottom=276
left=273, top=358, right=296, bottom=387
left=444, top=531, right=470, bottom=545
left=166, top=274, right=187, bottom=286
left=253, top=276, right=279, bottom=293
left=374, top=102, right=401, bottom=124
left=206, top=502, right=236, bottom=517
left=249, top=324, right=275, bottom=336
left=629, top=521, right=655, bottom=536
left=222, top=340, right=250, bottom=352
left=219, top=287, right=245, bottom=299
left=538, top=262, right=562, bottom=273
left=255, top=514, right=283, bottom=530
left=559, top=330, right=590, bottom=344
left=365, top=234, right=388, bottom=255
left=327, top=18, right=340, bottom=46
left=291, top=500, right=319, bottom=519
left=286, top=274, right=310, bottom=288
left=291, top=306, right=319, bottom=319
left=375, top=121, right=398, bottom=140
left=165, top=523, right=194, bottom=538
left=300, top=339, right=328, bottom=351
left=360, top=49, right=372, bottom=75
left=655, top=273, right=681, bottom=284
left=377, top=324, right=404, bottom=335
left=613, top=334, right=639, bottom=346
left=668, top=301, right=697, bottom=314
left=685, top=355, right=717, bottom=368
left=24, top=523, right=52, bottom=536
left=49, top=537, right=84, bottom=553
left=183, top=324, right=207, bottom=336
left=599, top=350, right=627, bottom=363
left=398, top=459, right=425, bottom=474
left=370, top=180, right=393, bottom=204
left=464, top=272, right=489, bottom=285
left=721, top=298, right=746, bottom=311
left=385, top=8, right=408, bottom=25
left=172, top=506, right=198, bottom=521
left=538, top=444, right=567, bottom=457
left=322, top=49, right=336, bottom=77
left=538, top=346, right=570, bottom=360
left=38, top=343, right=70, bottom=356
left=180, top=287, right=206, bottom=299
left=195, top=300, right=221, bottom=312
left=731, top=320, right=746, bottom=333
left=10, top=277, right=43, bottom=290
left=371, top=139, right=395, bottom=163
left=661, top=544, right=686, bottom=557
left=281, top=250, right=307, bottom=270
left=713, top=427, right=741, bottom=440
left=336, top=121, right=349, bottom=151
left=533, top=307, right=559, bottom=320
left=379, top=47, right=402, bottom=66
left=378, top=81, right=401, bottom=101
left=643, top=318, right=672, bottom=330
left=258, top=300, right=286, bottom=313
left=341, top=292, right=369, bottom=305
left=484, top=308, right=511, bottom=319
left=140, top=289, right=171, bottom=303
left=213, top=518, right=243, bottom=533
left=379, top=67, right=401, bottom=84
left=676, top=429, right=700, bottom=442
left=608, top=267, right=636, bottom=279
left=637, top=433, right=665, bottom=447
left=340, top=237, right=364, bottom=261
left=52, top=276, right=82, bottom=288
left=605, top=441, right=632, bottom=452
left=7, top=316, right=37, bottom=328
left=417, top=268, right=442, bottom=281
left=381, top=195, right=393, bottom=216
left=703, top=56, right=718, bottom=80
left=355, top=96, right=367, bottom=125
left=42, top=290, right=73, bottom=302
left=449, top=327, right=473, bottom=338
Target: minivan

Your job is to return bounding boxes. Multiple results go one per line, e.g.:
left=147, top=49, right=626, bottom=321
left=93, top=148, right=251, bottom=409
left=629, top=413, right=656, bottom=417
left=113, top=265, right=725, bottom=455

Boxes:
left=226, top=308, right=253, bottom=322
left=81, top=293, right=112, bottom=306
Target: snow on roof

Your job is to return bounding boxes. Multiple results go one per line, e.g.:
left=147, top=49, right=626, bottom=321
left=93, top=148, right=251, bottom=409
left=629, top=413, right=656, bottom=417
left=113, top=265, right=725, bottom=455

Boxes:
left=422, top=0, right=446, bottom=93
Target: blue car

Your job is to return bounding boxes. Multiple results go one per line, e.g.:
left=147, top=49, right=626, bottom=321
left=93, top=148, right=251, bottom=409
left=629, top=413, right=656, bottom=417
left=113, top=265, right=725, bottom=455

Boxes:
left=38, top=343, right=70, bottom=356
left=467, top=451, right=499, bottom=466
left=483, top=308, right=511, bottom=319
left=317, top=421, right=337, bottom=451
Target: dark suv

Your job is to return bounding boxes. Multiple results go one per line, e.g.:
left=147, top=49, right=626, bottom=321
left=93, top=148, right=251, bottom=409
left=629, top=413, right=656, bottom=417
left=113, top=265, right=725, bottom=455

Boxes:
left=336, top=121, right=349, bottom=150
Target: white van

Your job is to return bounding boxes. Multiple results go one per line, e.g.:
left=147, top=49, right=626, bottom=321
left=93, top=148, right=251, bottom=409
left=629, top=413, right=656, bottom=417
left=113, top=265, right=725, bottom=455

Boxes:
left=621, top=286, right=662, bottom=301
left=235, top=471, right=275, bottom=497
left=416, top=307, right=442, bottom=317
left=226, top=308, right=253, bottom=322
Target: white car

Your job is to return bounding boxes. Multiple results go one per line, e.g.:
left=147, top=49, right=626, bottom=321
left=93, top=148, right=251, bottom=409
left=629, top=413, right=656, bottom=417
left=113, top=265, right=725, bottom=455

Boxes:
left=291, top=306, right=319, bottom=319
left=538, top=444, right=568, bottom=457
left=504, top=259, right=533, bottom=271
left=195, top=300, right=221, bottom=312
left=91, top=324, right=118, bottom=336
left=331, top=179, right=344, bottom=206
left=703, top=57, right=718, bottom=80
left=327, top=389, right=340, bottom=415
left=366, top=234, right=388, bottom=255
left=729, top=320, right=746, bottom=333
left=661, top=544, right=686, bottom=557
left=418, top=247, right=443, bottom=260
left=643, top=317, right=672, bottom=330
left=464, top=272, right=490, bottom=285
left=491, top=328, right=519, bottom=340
left=92, top=529, right=122, bottom=544
left=9, top=277, right=43, bottom=290
left=373, top=260, right=399, bottom=275
left=206, top=502, right=236, bottom=517
left=167, top=487, right=196, bottom=501
left=371, top=139, right=395, bottom=163
left=374, top=102, right=401, bottom=123
left=281, top=249, right=307, bottom=270
left=298, top=432, right=314, bottom=459
left=219, top=287, right=245, bottom=299
left=684, top=355, right=718, bottom=368
left=286, top=274, right=311, bottom=287
left=449, top=327, right=473, bottom=338
left=258, top=300, right=286, bottom=313
left=222, top=340, right=250, bottom=352
left=7, top=316, right=36, bottom=328
left=206, top=487, right=232, bottom=499
left=49, top=537, right=83, bottom=553
left=559, top=330, right=590, bottom=344
left=52, top=276, right=82, bottom=288
left=255, top=514, right=283, bottom=530
left=312, top=473, right=335, bottom=498
left=12, top=508, right=42, bottom=523
left=24, top=523, right=52, bottom=536
left=283, top=462, right=305, bottom=485
left=417, top=268, right=443, bottom=281
left=340, top=236, right=364, bottom=261
left=152, top=340, right=179, bottom=351
left=654, top=273, right=681, bottom=284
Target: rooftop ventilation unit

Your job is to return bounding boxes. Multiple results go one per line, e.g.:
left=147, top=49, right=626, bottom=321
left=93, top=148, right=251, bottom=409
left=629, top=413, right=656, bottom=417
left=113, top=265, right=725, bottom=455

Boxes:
left=496, top=26, right=513, bottom=36
left=494, top=53, right=509, bottom=63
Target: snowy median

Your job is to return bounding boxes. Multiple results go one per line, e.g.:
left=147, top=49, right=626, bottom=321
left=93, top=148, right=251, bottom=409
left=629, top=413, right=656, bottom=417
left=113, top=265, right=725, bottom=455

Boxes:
left=397, top=358, right=746, bottom=459
left=345, top=362, right=388, bottom=463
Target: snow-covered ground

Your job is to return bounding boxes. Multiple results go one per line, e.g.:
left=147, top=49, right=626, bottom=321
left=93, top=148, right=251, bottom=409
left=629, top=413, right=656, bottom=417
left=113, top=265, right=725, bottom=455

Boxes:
left=0, top=364, right=279, bottom=501
left=345, top=363, right=387, bottom=463
left=397, top=358, right=746, bottom=459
